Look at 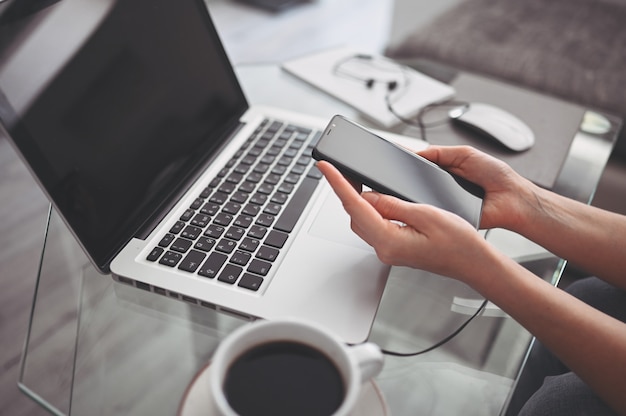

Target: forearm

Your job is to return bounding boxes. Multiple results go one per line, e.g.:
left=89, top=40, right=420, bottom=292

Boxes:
left=510, top=184, right=626, bottom=289
left=470, top=249, right=626, bottom=414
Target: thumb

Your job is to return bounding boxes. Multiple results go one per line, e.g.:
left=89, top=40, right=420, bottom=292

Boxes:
left=362, top=192, right=452, bottom=234
left=361, top=192, right=423, bottom=224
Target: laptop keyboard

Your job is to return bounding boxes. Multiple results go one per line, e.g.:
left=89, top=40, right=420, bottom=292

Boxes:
left=146, top=118, right=323, bottom=293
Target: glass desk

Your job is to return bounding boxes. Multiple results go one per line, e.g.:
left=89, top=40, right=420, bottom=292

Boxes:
left=18, top=64, right=620, bottom=415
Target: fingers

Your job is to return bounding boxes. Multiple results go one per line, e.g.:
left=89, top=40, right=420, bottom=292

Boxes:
left=317, top=161, right=401, bottom=223
left=418, top=145, right=475, bottom=172
left=316, top=161, right=389, bottom=243
left=315, top=161, right=361, bottom=205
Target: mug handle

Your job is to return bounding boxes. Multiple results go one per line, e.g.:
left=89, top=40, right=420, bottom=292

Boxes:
left=349, top=342, right=384, bottom=383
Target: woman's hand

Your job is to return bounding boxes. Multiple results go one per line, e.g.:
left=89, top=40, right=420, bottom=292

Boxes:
left=418, top=145, right=535, bottom=231
left=316, top=160, right=495, bottom=282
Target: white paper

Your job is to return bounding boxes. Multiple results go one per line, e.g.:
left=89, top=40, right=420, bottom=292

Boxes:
left=282, top=46, right=456, bottom=128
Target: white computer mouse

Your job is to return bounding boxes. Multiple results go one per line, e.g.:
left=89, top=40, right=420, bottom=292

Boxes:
left=449, top=102, right=535, bottom=152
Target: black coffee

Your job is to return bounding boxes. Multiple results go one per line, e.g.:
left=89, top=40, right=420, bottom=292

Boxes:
left=224, top=341, right=345, bottom=416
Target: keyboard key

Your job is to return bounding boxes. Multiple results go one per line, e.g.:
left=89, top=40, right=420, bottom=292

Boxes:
left=253, top=163, right=270, bottom=174
left=277, top=183, right=294, bottom=194
left=200, top=203, right=220, bottom=216
left=190, top=198, right=203, bottom=210
left=234, top=215, right=253, bottom=228
left=199, top=187, right=212, bottom=199
left=204, top=224, right=225, bottom=238
left=270, top=193, right=288, bottom=205
left=239, top=182, right=256, bottom=193
left=296, top=155, right=311, bottom=165
left=198, top=252, right=227, bottom=278
left=266, top=146, right=281, bottom=156
left=216, top=238, right=236, bottom=254
left=180, top=209, right=194, bottom=222
left=242, top=204, right=260, bottom=216
left=230, top=250, right=252, bottom=266
left=218, top=264, right=243, bottom=284
left=170, top=221, right=185, bottom=234
left=191, top=214, right=210, bottom=227
left=250, top=193, right=267, bottom=205
left=274, top=177, right=320, bottom=233
left=194, top=237, right=216, bottom=252
left=238, top=273, right=263, bottom=291
left=218, top=183, right=236, bottom=194
left=239, top=237, right=260, bottom=252
left=179, top=250, right=206, bottom=273
left=226, top=226, right=245, bottom=241
left=181, top=225, right=202, bottom=240
left=277, top=156, right=292, bottom=166
left=208, top=177, right=221, bottom=188
left=307, top=165, right=323, bottom=179
left=248, top=225, right=267, bottom=239
left=255, top=214, right=274, bottom=227
left=248, top=259, right=271, bottom=276
left=264, top=174, right=281, bottom=185
left=230, top=191, right=248, bottom=204
left=226, top=172, right=243, bottom=184
left=147, top=247, right=164, bottom=262
left=234, top=163, right=250, bottom=174
left=272, top=165, right=287, bottom=175
left=159, top=251, right=182, bottom=267
left=214, top=213, right=233, bottom=226
left=263, top=203, right=281, bottom=216
left=284, top=174, right=300, bottom=184
left=257, top=183, right=274, bottom=195
left=209, top=191, right=228, bottom=204
left=283, top=148, right=298, bottom=158
left=256, top=245, right=279, bottom=262
left=171, top=237, right=193, bottom=253
left=158, top=233, right=175, bottom=247
left=290, top=165, right=306, bottom=175
left=223, top=202, right=242, bottom=215
left=265, top=230, right=288, bottom=248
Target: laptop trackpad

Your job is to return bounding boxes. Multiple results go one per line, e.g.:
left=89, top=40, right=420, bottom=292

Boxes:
left=308, top=192, right=373, bottom=251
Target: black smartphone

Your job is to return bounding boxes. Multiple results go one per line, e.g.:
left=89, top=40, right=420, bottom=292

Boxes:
left=312, top=115, right=484, bottom=229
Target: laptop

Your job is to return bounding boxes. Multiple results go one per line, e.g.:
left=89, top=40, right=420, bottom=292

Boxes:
left=0, top=0, right=389, bottom=343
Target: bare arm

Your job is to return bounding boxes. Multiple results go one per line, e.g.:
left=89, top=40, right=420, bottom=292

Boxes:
left=515, top=186, right=626, bottom=290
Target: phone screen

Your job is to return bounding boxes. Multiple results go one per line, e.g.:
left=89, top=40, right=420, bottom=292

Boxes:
left=313, top=115, right=484, bottom=228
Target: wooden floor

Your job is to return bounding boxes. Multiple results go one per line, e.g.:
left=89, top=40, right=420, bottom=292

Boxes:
left=2, top=0, right=626, bottom=414
left=0, top=0, right=392, bottom=414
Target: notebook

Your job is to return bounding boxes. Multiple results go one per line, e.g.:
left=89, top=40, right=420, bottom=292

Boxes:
left=0, top=0, right=390, bottom=343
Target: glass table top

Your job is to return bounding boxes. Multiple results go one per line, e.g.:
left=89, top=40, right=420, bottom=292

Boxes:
left=18, top=64, right=620, bottom=415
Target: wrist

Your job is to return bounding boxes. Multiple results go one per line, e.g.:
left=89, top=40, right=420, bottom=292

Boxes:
left=503, top=177, right=547, bottom=235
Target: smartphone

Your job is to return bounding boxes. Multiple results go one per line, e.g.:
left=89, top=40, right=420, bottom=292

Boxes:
left=312, top=115, right=484, bottom=229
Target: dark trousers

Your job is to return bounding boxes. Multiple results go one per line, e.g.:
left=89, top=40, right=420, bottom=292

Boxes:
left=506, top=277, right=626, bottom=416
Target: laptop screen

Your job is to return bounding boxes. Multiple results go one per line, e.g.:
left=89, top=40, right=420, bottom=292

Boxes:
left=0, top=0, right=248, bottom=271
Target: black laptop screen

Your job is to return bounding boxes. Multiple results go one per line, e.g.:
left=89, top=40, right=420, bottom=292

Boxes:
left=0, top=0, right=248, bottom=271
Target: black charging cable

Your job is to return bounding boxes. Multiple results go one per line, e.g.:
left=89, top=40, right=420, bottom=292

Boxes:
left=385, top=96, right=470, bottom=143
left=380, top=298, right=489, bottom=357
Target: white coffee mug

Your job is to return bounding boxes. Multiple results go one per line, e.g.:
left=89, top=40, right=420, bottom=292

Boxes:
left=208, top=319, right=384, bottom=416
